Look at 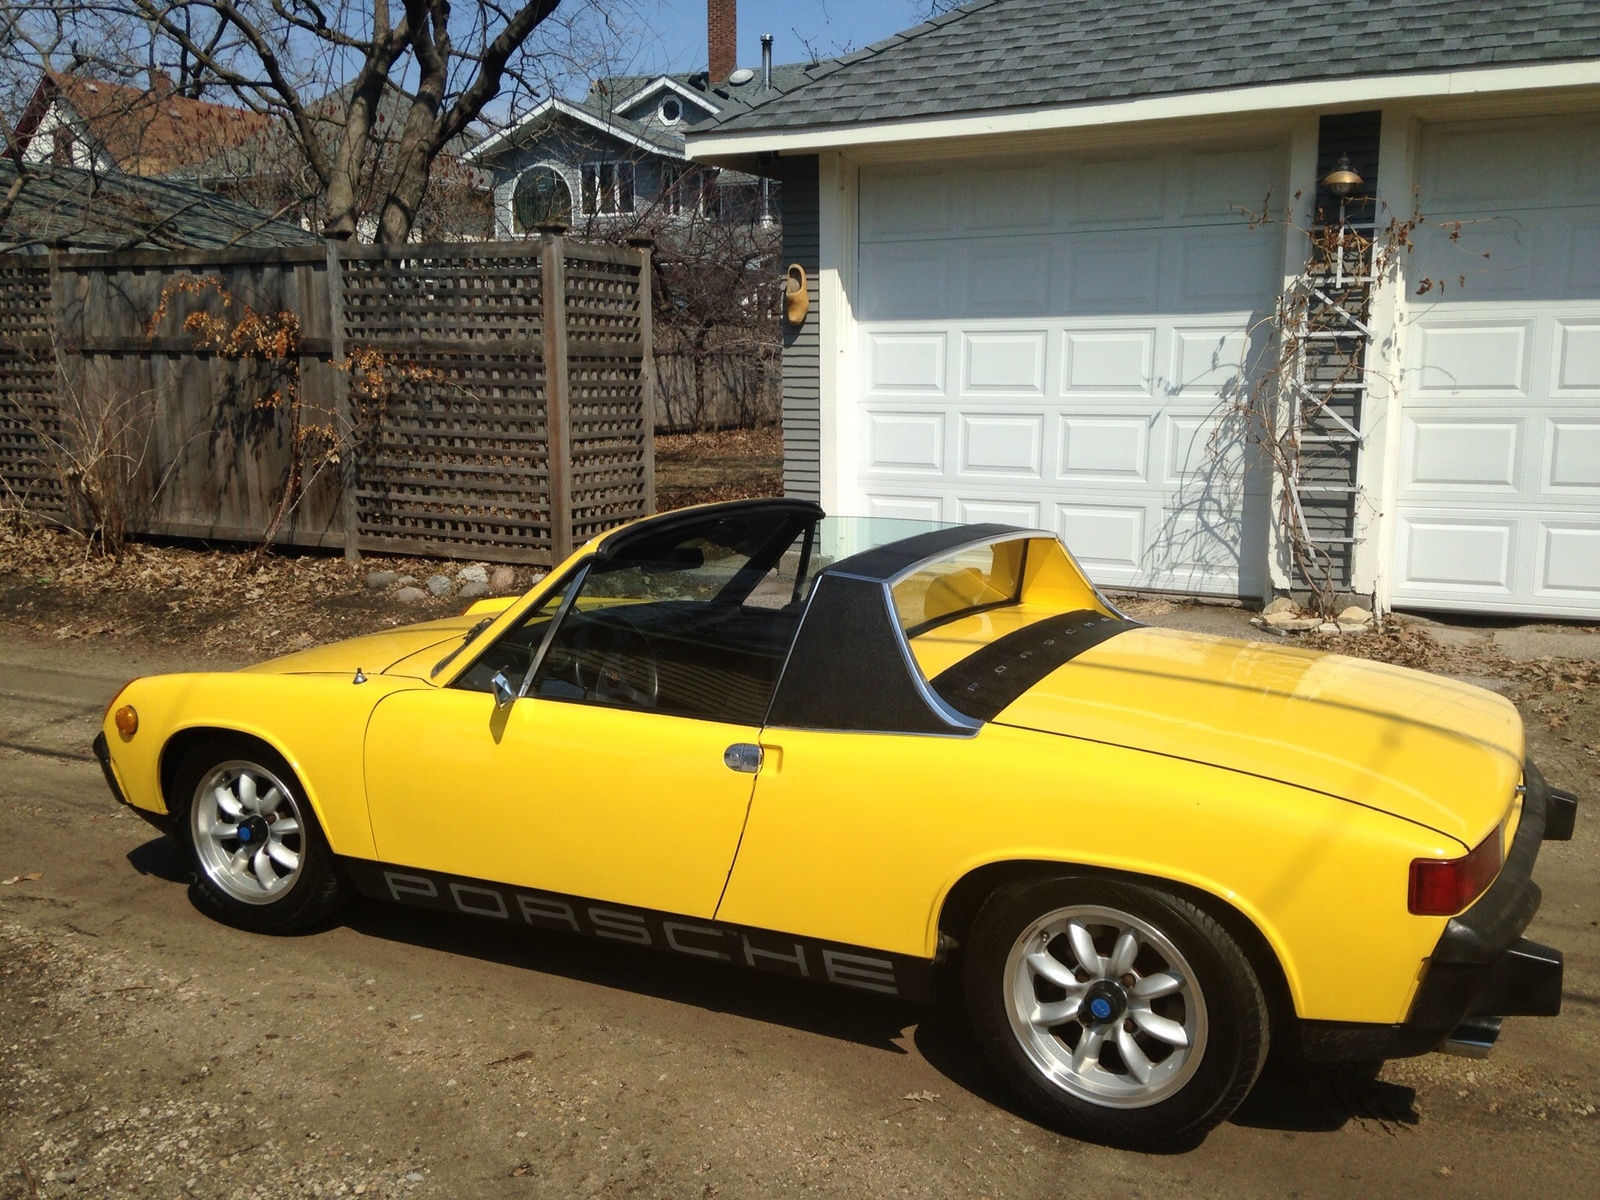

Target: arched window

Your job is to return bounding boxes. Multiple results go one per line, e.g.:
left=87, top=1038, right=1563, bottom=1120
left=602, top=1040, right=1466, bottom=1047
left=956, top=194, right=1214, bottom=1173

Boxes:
left=512, top=166, right=573, bottom=233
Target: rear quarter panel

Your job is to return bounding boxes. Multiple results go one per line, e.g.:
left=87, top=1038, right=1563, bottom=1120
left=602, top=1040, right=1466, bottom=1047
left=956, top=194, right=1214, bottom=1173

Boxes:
left=101, top=671, right=427, bottom=859
left=718, top=722, right=1455, bottom=1025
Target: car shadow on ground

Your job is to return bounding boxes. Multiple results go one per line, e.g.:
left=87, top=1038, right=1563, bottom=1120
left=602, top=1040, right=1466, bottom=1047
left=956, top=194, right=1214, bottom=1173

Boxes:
left=131, top=836, right=1421, bottom=1144
left=337, top=894, right=921, bottom=1054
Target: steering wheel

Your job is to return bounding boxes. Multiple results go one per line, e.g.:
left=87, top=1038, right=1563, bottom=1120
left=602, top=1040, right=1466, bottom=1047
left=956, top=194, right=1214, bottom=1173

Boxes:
left=568, top=616, right=659, bottom=709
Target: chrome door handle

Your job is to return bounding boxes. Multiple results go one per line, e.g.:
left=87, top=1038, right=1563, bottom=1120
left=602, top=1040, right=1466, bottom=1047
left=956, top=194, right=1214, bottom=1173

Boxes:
left=723, top=743, right=763, bottom=773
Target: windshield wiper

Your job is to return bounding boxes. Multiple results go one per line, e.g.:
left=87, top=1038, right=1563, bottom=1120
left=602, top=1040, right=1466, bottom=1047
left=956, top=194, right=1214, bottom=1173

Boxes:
left=430, top=615, right=496, bottom=679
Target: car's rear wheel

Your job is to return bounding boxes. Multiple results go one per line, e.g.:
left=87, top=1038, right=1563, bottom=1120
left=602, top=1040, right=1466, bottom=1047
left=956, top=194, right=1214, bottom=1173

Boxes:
left=964, top=876, right=1267, bottom=1149
left=171, top=737, right=345, bottom=934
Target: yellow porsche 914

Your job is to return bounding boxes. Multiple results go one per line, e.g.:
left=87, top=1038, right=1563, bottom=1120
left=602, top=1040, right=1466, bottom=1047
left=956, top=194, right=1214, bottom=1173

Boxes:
left=93, top=499, right=1577, bottom=1148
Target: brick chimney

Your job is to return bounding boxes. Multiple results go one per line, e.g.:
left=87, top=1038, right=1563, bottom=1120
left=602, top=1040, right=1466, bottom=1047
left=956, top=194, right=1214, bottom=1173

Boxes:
left=708, top=0, right=737, bottom=83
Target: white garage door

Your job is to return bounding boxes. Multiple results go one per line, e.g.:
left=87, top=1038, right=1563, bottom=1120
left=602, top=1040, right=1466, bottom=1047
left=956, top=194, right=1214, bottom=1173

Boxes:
left=852, top=144, right=1285, bottom=597
left=1392, top=115, right=1600, bottom=618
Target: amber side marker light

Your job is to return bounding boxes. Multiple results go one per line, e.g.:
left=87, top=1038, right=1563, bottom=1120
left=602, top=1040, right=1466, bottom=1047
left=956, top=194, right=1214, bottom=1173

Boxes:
left=1409, top=826, right=1503, bottom=916
left=114, top=705, right=139, bottom=737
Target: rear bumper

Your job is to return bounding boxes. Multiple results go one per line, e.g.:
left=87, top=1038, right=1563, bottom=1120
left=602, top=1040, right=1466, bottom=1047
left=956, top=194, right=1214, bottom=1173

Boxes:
left=1302, top=759, right=1574, bottom=1062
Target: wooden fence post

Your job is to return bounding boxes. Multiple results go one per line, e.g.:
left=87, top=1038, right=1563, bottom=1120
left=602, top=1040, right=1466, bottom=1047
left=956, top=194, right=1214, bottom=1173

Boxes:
left=325, top=241, right=359, bottom=561
left=540, top=231, right=573, bottom=563
left=628, top=237, right=657, bottom=515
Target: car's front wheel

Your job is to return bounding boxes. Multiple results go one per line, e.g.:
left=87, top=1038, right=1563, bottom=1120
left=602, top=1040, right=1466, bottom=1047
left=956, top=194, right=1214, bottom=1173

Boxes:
left=964, top=876, right=1268, bottom=1149
left=171, top=737, right=345, bottom=934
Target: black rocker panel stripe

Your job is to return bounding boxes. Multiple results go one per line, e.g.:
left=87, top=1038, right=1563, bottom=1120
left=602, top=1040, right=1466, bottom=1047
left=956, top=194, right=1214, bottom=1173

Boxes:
left=339, top=859, right=938, bottom=1004
left=930, top=609, right=1140, bottom=723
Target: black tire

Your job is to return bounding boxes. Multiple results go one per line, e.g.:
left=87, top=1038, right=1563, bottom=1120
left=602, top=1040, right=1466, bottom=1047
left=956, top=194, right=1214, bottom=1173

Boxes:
left=170, top=736, right=345, bottom=934
left=964, top=875, right=1268, bottom=1150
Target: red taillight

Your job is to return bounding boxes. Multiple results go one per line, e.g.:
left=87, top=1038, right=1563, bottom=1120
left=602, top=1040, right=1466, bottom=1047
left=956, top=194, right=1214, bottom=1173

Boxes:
left=1409, top=827, right=1503, bottom=916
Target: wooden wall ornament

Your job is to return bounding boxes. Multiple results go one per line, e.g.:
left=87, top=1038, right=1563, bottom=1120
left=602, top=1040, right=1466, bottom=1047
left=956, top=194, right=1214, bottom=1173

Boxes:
left=784, top=263, right=809, bottom=325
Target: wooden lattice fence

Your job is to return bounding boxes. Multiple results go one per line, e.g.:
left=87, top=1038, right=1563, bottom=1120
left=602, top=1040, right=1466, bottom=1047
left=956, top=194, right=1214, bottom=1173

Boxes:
left=0, top=237, right=653, bottom=565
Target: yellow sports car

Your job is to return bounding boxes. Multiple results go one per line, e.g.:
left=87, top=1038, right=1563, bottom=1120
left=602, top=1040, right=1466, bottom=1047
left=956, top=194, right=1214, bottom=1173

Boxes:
left=93, top=500, right=1577, bottom=1148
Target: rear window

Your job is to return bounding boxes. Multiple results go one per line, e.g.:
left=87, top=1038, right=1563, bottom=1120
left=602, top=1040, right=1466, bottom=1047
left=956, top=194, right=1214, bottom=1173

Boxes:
left=890, top=539, right=1028, bottom=636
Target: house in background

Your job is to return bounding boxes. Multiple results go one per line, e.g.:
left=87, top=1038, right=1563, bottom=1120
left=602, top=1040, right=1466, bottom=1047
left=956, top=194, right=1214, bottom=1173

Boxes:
left=687, top=0, right=1600, bottom=620
left=468, top=0, right=816, bottom=236
left=0, top=159, right=322, bottom=252
left=14, top=70, right=268, bottom=177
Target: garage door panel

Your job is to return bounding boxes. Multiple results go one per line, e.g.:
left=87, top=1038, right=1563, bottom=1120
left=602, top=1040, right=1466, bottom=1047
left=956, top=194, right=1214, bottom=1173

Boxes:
left=1419, top=123, right=1561, bottom=210
left=966, top=164, right=1054, bottom=230
left=1569, top=226, right=1600, bottom=293
left=1181, top=148, right=1283, bottom=220
left=1553, top=320, right=1600, bottom=393
left=1401, top=417, right=1522, bottom=492
left=860, top=167, right=950, bottom=238
left=867, top=332, right=947, bottom=394
left=1171, top=329, right=1250, bottom=395
left=1056, top=503, right=1147, bottom=581
left=958, top=497, right=1042, bottom=527
left=961, top=331, right=1047, bottom=394
left=862, top=493, right=944, bottom=522
left=1538, top=524, right=1600, bottom=597
left=858, top=243, right=949, bottom=320
left=866, top=411, right=945, bottom=474
left=1063, top=237, right=1163, bottom=310
left=1397, top=517, right=1516, bottom=594
left=1410, top=322, right=1532, bottom=397
left=1062, top=329, right=1156, bottom=394
left=1413, top=220, right=1535, bottom=300
left=957, top=413, right=1044, bottom=478
left=1180, top=233, right=1281, bottom=307
left=1147, top=502, right=1260, bottom=595
left=967, top=240, right=1051, bottom=315
left=1071, top=156, right=1165, bottom=222
left=1058, top=416, right=1149, bottom=480
left=1547, top=420, right=1600, bottom=491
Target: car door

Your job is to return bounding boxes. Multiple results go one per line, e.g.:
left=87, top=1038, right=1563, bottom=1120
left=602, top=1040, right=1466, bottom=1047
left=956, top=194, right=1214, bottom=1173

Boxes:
left=362, top=685, right=761, bottom=918
left=363, top=508, right=813, bottom=919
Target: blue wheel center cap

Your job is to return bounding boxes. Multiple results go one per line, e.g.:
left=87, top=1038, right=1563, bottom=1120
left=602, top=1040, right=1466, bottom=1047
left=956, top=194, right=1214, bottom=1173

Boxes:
left=1081, top=981, right=1127, bottom=1026
left=236, top=815, right=268, bottom=845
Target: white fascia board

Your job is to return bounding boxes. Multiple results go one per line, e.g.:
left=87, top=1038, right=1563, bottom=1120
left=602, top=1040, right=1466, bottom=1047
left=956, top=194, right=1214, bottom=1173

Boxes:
left=468, top=98, right=685, bottom=162
left=685, top=59, right=1600, bottom=159
left=465, top=98, right=557, bottom=161
left=614, top=76, right=721, bottom=118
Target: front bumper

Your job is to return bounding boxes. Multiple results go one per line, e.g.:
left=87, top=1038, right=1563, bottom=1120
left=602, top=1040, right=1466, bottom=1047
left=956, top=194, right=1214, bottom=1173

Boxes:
left=93, top=731, right=170, bottom=834
left=1302, top=759, right=1576, bottom=1062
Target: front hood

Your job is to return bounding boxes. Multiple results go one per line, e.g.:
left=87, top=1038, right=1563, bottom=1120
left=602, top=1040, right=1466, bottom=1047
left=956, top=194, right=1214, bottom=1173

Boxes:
left=995, top=627, right=1523, bottom=848
left=242, top=613, right=489, bottom=680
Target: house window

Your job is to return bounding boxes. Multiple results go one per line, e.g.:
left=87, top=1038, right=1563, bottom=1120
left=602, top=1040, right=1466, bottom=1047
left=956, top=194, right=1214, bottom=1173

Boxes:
left=580, top=161, right=635, bottom=215
left=512, top=166, right=573, bottom=232
left=659, top=96, right=683, bottom=125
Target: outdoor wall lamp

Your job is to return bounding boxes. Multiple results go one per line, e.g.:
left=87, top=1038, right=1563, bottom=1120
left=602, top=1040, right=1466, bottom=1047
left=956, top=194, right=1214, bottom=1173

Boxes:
left=1321, top=152, right=1364, bottom=198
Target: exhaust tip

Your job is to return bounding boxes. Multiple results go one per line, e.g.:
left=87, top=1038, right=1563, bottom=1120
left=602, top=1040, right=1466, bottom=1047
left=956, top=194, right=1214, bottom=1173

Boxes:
left=1440, top=1016, right=1503, bottom=1059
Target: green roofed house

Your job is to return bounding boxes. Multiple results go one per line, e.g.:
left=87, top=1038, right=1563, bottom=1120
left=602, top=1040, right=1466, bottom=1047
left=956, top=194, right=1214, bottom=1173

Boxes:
left=686, top=0, right=1600, bottom=620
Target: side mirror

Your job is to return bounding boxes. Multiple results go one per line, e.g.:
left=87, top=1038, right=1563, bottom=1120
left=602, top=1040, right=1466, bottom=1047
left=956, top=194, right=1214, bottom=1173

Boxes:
left=490, top=670, right=516, bottom=710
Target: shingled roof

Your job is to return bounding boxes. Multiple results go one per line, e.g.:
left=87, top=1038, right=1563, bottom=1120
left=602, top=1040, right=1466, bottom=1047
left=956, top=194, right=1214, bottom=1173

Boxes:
left=0, top=161, right=321, bottom=252
left=708, top=0, right=1600, bottom=134
left=15, top=72, right=270, bottom=175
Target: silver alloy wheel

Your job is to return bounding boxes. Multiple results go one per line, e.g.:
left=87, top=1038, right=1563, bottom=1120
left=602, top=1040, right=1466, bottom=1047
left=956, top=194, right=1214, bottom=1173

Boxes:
left=189, top=760, right=305, bottom=905
left=1002, top=903, right=1209, bottom=1109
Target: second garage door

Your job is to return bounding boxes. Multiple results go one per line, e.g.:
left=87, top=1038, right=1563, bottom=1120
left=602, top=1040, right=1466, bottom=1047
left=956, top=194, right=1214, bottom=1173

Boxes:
left=852, top=142, right=1286, bottom=597
left=1392, top=114, right=1600, bottom=618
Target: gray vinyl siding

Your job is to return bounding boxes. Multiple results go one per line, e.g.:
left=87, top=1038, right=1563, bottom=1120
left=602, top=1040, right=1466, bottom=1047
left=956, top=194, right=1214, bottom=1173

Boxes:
left=779, top=155, right=821, bottom=501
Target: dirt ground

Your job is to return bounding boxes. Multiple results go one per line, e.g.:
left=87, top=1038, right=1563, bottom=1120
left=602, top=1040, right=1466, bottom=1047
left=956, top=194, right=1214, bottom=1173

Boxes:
left=1, top=430, right=1597, bottom=1197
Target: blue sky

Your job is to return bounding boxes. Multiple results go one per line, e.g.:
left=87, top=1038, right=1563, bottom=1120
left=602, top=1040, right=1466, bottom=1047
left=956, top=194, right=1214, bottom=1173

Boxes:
left=631, top=1, right=936, bottom=75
